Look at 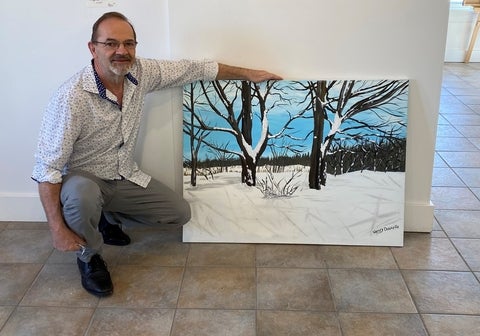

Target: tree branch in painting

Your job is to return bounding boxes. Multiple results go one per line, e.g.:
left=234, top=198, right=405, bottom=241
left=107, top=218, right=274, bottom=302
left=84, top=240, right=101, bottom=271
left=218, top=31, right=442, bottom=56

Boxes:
left=296, top=80, right=409, bottom=189
left=184, top=80, right=297, bottom=186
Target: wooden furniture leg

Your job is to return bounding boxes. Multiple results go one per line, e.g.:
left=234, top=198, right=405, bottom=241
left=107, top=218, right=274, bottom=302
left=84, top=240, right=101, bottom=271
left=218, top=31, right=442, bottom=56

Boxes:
left=465, top=8, right=480, bottom=63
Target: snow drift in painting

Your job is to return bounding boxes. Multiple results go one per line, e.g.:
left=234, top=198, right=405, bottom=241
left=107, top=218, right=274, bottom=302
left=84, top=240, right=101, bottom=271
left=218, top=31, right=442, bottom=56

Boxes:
left=182, top=79, right=408, bottom=246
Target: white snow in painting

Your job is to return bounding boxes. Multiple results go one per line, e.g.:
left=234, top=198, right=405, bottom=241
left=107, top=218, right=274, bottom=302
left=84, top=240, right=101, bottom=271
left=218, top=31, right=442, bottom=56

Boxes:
left=183, top=168, right=404, bottom=246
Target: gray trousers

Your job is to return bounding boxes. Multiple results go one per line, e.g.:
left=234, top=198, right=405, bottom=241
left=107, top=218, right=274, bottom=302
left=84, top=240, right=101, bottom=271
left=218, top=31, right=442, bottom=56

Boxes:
left=60, top=171, right=191, bottom=262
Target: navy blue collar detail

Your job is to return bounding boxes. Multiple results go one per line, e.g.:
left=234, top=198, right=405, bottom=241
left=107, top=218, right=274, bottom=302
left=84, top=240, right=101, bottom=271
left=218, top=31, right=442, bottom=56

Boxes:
left=91, top=60, right=138, bottom=106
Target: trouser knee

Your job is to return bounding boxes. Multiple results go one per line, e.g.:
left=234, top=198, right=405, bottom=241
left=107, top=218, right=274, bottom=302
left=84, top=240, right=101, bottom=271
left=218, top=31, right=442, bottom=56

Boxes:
left=61, top=174, right=103, bottom=233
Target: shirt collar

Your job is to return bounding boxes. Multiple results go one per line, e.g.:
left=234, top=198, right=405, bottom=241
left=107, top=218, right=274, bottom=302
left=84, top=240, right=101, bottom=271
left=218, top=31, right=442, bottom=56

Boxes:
left=90, top=59, right=138, bottom=102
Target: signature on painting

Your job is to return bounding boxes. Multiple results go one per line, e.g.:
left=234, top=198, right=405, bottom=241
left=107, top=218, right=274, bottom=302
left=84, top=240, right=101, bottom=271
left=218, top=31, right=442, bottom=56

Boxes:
left=373, top=224, right=400, bottom=235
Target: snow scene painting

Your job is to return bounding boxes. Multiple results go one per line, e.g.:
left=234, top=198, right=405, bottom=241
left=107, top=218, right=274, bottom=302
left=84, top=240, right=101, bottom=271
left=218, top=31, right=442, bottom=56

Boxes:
left=182, top=79, right=409, bottom=246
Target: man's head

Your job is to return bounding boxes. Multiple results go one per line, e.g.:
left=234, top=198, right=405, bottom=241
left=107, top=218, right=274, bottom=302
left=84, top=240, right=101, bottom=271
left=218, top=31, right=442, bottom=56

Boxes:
left=88, top=12, right=137, bottom=79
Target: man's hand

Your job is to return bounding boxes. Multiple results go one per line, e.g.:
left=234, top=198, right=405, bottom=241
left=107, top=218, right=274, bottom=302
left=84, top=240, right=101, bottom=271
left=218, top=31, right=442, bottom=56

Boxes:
left=38, top=182, right=86, bottom=252
left=50, top=223, right=86, bottom=252
left=216, top=63, right=282, bottom=83
left=244, top=69, right=283, bottom=83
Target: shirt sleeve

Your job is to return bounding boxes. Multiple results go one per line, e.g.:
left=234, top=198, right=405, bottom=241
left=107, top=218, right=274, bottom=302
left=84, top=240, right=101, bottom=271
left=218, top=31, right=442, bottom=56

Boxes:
left=31, top=86, right=80, bottom=184
left=139, top=58, right=218, bottom=91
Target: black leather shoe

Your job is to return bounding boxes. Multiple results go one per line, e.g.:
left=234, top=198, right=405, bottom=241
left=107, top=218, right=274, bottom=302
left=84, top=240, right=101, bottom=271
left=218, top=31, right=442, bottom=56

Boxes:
left=98, top=213, right=131, bottom=246
left=77, top=254, right=113, bottom=297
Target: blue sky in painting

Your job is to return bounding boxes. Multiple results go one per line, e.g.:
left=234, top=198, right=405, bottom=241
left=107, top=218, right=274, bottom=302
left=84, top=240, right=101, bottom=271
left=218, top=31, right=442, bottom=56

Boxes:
left=183, top=80, right=408, bottom=162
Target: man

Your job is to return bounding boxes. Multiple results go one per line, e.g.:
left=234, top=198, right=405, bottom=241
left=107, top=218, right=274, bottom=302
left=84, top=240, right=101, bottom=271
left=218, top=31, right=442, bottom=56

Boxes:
left=32, top=11, right=281, bottom=297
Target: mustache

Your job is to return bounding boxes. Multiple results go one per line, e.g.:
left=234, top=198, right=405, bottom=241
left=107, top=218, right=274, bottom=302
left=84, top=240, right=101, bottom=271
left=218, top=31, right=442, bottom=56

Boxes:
left=111, top=56, right=132, bottom=62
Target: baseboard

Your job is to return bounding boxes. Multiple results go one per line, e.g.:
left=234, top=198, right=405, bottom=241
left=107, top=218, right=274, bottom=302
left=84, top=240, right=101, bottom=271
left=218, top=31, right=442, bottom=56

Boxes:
left=0, top=193, right=435, bottom=232
left=404, top=201, right=434, bottom=232
left=0, top=193, right=46, bottom=221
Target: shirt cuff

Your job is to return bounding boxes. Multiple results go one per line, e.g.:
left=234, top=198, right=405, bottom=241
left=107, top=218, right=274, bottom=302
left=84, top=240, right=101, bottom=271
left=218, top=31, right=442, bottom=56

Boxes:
left=205, top=60, right=219, bottom=81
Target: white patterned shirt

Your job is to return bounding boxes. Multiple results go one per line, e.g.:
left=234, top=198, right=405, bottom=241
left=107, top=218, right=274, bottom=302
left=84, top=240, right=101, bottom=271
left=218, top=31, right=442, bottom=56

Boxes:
left=32, top=57, right=218, bottom=187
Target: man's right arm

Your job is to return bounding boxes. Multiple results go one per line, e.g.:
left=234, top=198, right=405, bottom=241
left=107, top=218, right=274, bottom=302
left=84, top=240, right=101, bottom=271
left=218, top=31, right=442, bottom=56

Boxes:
left=38, top=182, right=85, bottom=252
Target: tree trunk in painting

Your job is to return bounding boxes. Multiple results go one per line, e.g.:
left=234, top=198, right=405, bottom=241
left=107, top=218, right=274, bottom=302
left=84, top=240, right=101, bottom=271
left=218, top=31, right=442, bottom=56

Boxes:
left=308, top=81, right=327, bottom=189
left=307, top=80, right=409, bottom=190
left=187, top=84, right=198, bottom=186
left=241, top=81, right=255, bottom=185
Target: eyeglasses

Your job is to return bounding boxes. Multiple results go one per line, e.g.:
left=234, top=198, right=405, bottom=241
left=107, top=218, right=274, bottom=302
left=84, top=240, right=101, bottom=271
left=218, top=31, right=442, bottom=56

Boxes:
left=92, top=40, right=138, bottom=50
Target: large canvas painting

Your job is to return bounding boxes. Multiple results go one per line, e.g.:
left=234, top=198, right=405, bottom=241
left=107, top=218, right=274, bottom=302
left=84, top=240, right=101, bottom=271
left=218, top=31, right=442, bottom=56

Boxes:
left=182, top=79, right=409, bottom=246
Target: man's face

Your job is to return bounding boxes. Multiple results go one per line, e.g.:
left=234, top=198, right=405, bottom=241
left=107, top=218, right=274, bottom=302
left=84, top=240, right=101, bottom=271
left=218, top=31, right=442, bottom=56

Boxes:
left=89, top=17, right=136, bottom=78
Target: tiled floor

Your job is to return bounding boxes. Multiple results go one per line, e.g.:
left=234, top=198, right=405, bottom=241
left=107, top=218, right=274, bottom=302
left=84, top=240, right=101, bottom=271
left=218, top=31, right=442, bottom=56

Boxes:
left=1, top=63, right=480, bottom=335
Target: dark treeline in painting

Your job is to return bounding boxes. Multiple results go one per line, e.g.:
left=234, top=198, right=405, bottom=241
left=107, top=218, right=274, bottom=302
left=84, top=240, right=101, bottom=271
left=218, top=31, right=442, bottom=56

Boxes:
left=184, top=137, right=406, bottom=177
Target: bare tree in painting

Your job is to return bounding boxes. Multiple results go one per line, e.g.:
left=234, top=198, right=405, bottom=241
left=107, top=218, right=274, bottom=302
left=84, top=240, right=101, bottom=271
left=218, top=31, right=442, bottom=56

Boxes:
left=183, top=82, right=210, bottom=186
left=297, top=80, right=408, bottom=189
left=184, top=80, right=295, bottom=186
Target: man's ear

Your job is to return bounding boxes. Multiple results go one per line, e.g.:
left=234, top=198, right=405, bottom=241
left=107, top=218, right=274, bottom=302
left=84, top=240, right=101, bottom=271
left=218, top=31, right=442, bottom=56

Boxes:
left=87, top=41, right=96, bottom=56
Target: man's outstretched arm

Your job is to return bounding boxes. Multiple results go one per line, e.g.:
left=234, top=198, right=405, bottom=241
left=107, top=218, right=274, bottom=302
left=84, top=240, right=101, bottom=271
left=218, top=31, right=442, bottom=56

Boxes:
left=216, top=63, right=282, bottom=83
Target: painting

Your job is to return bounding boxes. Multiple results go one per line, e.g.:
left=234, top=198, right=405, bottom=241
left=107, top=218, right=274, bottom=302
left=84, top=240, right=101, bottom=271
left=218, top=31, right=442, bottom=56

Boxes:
left=182, top=79, right=409, bottom=246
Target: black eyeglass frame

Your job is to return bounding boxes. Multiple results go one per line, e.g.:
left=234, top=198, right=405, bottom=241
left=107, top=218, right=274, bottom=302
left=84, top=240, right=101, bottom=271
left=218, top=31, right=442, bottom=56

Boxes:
left=92, top=40, right=138, bottom=50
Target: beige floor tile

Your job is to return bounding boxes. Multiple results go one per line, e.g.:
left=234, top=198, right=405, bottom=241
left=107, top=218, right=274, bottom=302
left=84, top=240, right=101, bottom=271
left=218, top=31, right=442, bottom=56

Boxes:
left=422, top=314, right=480, bottom=336
left=117, top=231, right=189, bottom=266
left=433, top=153, right=448, bottom=167
left=256, top=244, right=326, bottom=268
left=20, top=264, right=98, bottom=307
left=0, top=230, right=53, bottom=263
left=435, top=210, right=480, bottom=238
left=0, top=264, right=42, bottom=305
left=432, top=168, right=465, bottom=187
left=435, top=124, right=463, bottom=137
left=0, top=307, right=13, bottom=331
left=257, top=310, right=340, bottom=336
left=430, top=230, right=447, bottom=238
left=456, top=95, right=480, bottom=105
left=451, top=238, right=480, bottom=271
left=437, top=114, right=450, bottom=125
left=455, top=125, right=480, bottom=138
left=432, top=217, right=442, bottom=230
left=328, top=269, right=416, bottom=313
left=188, top=243, right=255, bottom=267
left=0, top=307, right=93, bottom=336
left=99, top=265, right=183, bottom=308
left=430, top=187, right=480, bottom=210
left=87, top=308, right=175, bottom=336
left=434, top=137, right=478, bottom=151
left=470, top=138, right=480, bottom=150
left=443, top=114, right=480, bottom=126
left=392, top=234, right=469, bottom=271
left=438, top=151, right=480, bottom=167
left=339, top=313, right=427, bottom=336
left=257, top=268, right=334, bottom=311
left=321, top=246, right=398, bottom=269
left=402, top=271, right=480, bottom=314
left=172, top=309, right=255, bottom=336
left=178, top=267, right=255, bottom=309
left=454, top=168, right=480, bottom=187
left=5, top=222, right=48, bottom=230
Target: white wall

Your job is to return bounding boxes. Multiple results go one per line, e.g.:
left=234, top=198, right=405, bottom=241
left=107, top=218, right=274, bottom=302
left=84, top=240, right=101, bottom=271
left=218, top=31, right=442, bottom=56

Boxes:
left=169, top=0, right=450, bottom=232
left=445, top=4, right=480, bottom=62
left=0, top=0, right=174, bottom=220
left=0, top=0, right=450, bottom=233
